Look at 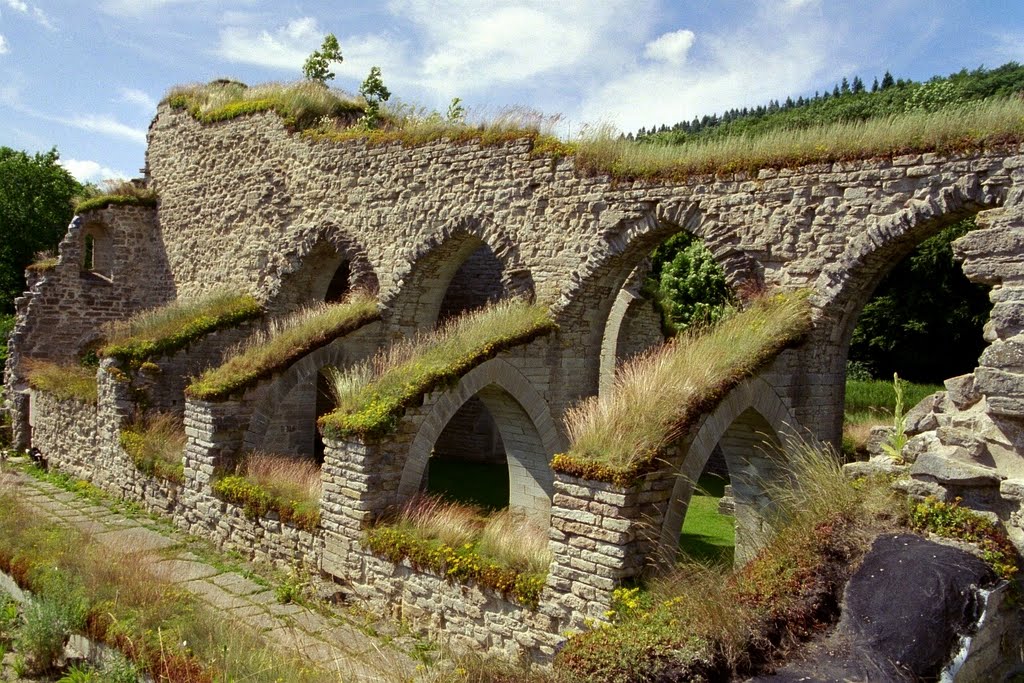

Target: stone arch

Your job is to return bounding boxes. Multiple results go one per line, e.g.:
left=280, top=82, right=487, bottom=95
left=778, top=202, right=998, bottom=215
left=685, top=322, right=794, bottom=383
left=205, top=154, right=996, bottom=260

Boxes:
left=598, top=268, right=665, bottom=396
left=81, top=220, right=113, bottom=278
left=397, top=358, right=561, bottom=522
left=554, top=202, right=761, bottom=403
left=242, top=341, right=351, bottom=458
left=382, top=216, right=534, bottom=335
left=659, top=376, right=797, bottom=565
left=269, top=224, right=378, bottom=314
left=807, top=177, right=1001, bottom=442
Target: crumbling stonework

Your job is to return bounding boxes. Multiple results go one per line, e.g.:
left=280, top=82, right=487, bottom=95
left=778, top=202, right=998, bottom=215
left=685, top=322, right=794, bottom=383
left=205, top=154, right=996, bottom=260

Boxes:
left=6, top=101, right=1024, bottom=660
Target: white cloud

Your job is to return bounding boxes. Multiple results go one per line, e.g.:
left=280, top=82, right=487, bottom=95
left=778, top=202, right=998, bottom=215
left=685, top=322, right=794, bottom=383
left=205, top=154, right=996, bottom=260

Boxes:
left=644, top=30, right=695, bottom=66
left=63, top=115, right=147, bottom=144
left=119, top=87, right=157, bottom=111
left=100, top=0, right=204, bottom=17
left=2, top=0, right=55, bottom=31
left=217, top=16, right=320, bottom=70
left=576, top=5, right=833, bottom=134
left=59, top=159, right=130, bottom=184
left=0, top=35, right=8, bottom=55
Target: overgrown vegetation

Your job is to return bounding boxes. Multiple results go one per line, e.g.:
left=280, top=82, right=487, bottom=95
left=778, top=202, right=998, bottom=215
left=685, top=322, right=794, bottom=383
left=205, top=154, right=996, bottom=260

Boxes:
left=119, top=413, right=186, bottom=483
left=556, top=440, right=902, bottom=682
left=74, top=180, right=158, bottom=214
left=909, top=496, right=1019, bottom=578
left=0, top=312, right=13, bottom=367
left=166, top=80, right=365, bottom=130
left=212, top=451, right=321, bottom=532
left=554, top=292, right=811, bottom=485
left=365, top=496, right=550, bottom=607
left=0, top=481, right=346, bottom=682
left=321, top=299, right=555, bottom=438
left=23, top=359, right=98, bottom=404
left=646, top=231, right=734, bottom=333
left=842, top=376, right=942, bottom=458
left=187, top=291, right=379, bottom=400
left=100, top=290, right=262, bottom=365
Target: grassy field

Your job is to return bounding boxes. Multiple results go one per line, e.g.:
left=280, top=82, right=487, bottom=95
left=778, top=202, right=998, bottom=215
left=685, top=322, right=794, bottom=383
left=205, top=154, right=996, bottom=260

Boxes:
left=678, top=474, right=735, bottom=566
left=843, top=377, right=943, bottom=457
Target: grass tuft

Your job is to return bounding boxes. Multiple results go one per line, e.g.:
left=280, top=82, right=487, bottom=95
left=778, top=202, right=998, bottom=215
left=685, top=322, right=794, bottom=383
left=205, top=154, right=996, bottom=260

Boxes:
left=211, top=451, right=321, bottom=532
left=364, top=496, right=549, bottom=607
left=572, top=98, right=1024, bottom=181
left=100, top=290, right=262, bottom=364
left=23, top=359, right=98, bottom=404
left=119, top=413, right=186, bottom=483
left=165, top=80, right=365, bottom=130
left=187, top=291, right=379, bottom=400
left=320, top=299, right=556, bottom=438
left=553, top=292, right=811, bottom=484
left=75, top=180, right=158, bottom=214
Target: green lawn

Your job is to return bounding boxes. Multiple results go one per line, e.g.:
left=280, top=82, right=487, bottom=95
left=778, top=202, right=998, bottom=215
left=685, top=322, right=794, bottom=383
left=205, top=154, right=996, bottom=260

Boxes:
left=679, top=474, right=735, bottom=566
left=426, top=457, right=509, bottom=511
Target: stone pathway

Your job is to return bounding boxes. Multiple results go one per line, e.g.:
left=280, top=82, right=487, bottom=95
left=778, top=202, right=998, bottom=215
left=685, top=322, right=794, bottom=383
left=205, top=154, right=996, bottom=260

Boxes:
left=1, top=462, right=422, bottom=682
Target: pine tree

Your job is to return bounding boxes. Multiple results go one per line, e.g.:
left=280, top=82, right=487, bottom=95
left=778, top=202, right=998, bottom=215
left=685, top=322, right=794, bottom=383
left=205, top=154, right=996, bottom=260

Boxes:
left=881, top=71, right=895, bottom=89
left=852, top=76, right=865, bottom=93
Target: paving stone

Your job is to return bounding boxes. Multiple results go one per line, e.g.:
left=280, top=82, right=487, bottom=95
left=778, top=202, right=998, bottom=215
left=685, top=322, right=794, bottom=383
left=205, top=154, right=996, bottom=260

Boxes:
left=211, top=571, right=265, bottom=595
left=185, top=580, right=252, bottom=610
left=96, top=526, right=177, bottom=553
left=147, top=559, right=219, bottom=583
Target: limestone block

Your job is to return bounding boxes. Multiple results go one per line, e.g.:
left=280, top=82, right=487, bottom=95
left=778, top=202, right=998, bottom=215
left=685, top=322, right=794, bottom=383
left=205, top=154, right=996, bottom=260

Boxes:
left=910, top=452, right=1004, bottom=486
left=843, top=456, right=908, bottom=480
left=935, top=426, right=988, bottom=461
left=904, top=391, right=946, bottom=435
left=944, top=374, right=981, bottom=411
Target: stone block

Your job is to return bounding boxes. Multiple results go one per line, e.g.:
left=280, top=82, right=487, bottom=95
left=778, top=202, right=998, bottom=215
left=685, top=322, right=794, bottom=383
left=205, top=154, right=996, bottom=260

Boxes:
left=910, top=453, right=1004, bottom=486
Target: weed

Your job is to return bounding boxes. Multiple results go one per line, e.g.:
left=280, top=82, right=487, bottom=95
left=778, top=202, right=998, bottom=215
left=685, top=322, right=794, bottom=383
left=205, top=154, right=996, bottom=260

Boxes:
left=75, top=179, right=158, bottom=214
left=211, top=452, right=321, bottom=532
left=909, top=496, right=1019, bottom=578
left=120, top=413, right=186, bottom=483
left=880, top=373, right=909, bottom=461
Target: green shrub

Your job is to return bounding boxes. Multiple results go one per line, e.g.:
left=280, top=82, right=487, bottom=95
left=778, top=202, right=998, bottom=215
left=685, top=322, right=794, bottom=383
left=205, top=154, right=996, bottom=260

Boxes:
left=101, top=290, right=262, bottom=365
left=24, top=358, right=98, bottom=403
left=16, top=584, right=87, bottom=673
left=647, top=231, right=733, bottom=333
left=0, top=313, right=13, bottom=366
left=187, top=292, right=379, bottom=400
left=320, top=300, right=556, bottom=438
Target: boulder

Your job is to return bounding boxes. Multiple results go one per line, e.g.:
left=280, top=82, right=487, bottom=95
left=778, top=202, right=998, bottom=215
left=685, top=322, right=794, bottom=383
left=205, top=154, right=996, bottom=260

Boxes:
left=944, top=374, right=981, bottom=410
left=904, top=391, right=946, bottom=436
left=910, top=453, right=1004, bottom=487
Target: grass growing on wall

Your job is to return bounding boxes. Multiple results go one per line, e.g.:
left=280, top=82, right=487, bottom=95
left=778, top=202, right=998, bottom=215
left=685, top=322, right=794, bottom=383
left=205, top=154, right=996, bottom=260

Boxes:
left=364, top=496, right=550, bottom=607
left=100, top=290, right=262, bottom=365
left=187, top=291, right=380, bottom=401
left=119, top=413, right=186, bottom=483
left=212, top=451, right=322, bottom=532
left=23, top=358, right=98, bottom=404
left=75, top=180, right=158, bottom=214
left=553, top=292, right=811, bottom=485
left=320, top=300, right=556, bottom=439
left=166, top=80, right=365, bottom=129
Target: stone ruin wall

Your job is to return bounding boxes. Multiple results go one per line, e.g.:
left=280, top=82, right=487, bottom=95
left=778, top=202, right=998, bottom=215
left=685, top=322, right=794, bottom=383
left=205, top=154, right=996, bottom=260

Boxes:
left=5, top=102, right=1024, bottom=660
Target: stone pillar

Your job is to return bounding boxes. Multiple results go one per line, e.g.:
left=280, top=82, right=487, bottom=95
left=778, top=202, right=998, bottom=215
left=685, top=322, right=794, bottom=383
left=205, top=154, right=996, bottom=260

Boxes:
left=183, top=398, right=251, bottom=494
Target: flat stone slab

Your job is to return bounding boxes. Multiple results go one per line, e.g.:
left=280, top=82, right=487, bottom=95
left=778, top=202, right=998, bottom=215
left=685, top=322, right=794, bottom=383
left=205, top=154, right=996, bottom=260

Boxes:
left=211, top=571, right=266, bottom=595
left=96, top=526, right=177, bottom=553
left=148, top=559, right=219, bottom=583
left=185, top=580, right=252, bottom=610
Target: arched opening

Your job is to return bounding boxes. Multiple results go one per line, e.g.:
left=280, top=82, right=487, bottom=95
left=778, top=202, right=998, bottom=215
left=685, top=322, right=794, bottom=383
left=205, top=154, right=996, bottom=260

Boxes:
left=428, top=395, right=509, bottom=510
left=324, top=260, right=351, bottom=303
left=660, top=379, right=795, bottom=567
left=397, top=359, right=558, bottom=524
left=436, top=243, right=505, bottom=325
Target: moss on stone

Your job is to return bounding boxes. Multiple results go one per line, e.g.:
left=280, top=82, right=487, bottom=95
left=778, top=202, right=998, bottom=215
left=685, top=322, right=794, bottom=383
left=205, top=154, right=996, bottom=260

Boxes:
left=75, top=192, right=158, bottom=214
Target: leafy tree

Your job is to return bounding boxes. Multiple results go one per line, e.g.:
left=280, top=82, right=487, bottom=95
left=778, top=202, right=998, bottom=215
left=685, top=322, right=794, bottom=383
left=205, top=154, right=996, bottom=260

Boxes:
left=0, top=147, right=80, bottom=313
left=647, top=231, right=732, bottom=333
left=849, top=218, right=991, bottom=382
left=359, top=66, right=391, bottom=129
left=303, top=33, right=343, bottom=84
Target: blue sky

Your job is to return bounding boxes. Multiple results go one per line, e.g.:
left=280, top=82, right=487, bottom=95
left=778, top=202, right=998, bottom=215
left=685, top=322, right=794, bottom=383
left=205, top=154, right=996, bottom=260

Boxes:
left=1, top=0, right=1023, bottom=184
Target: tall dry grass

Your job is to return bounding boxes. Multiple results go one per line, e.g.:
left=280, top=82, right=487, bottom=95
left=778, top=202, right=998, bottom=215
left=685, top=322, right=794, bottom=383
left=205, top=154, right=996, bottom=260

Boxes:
left=323, top=299, right=553, bottom=435
left=22, top=358, right=98, bottom=403
left=573, top=97, right=1024, bottom=180
left=561, top=292, right=810, bottom=474
left=166, top=80, right=364, bottom=128
left=398, top=495, right=482, bottom=547
left=120, top=412, right=186, bottom=482
left=478, top=509, right=552, bottom=574
left=188, top=290, right=378, bottom=399
left=239, top=451, right=322, bottom=508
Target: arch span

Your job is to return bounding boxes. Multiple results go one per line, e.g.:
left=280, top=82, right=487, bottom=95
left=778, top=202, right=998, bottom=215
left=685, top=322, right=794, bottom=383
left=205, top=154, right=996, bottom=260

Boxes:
left=382, top=216, right=534, bottom=335
left=659, top=376, right=797, bottom=565
left=397, top=358, right=562, bottom=521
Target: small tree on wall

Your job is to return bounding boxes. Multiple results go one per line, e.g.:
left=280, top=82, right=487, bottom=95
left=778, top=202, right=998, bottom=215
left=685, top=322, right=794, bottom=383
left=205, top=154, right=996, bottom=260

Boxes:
left=303, top=34, right=344, bottom=85
left=359, top=66, right=391, bottom=129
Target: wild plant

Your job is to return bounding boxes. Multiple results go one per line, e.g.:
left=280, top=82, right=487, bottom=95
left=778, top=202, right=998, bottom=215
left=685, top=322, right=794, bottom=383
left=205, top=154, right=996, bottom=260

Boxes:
left=477, top=510, right=551, bottom=573
left=880, top=372, right=909, bottom=461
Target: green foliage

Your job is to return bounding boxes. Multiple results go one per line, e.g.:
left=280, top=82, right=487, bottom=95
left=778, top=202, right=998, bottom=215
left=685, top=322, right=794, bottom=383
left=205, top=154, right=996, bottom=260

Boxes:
left=320, top=301, right=556, bottom=438
left=187, top=294, right=379, bottom=400
left=364, top=525, right=545, bottom=607
left=100, top=291, right=262, bottom=365
left=359, top=66, right=392, bottom=129
left=849, top=218, right=991, bottom=382
left=446, top=97, right=466, bottom=123
left=909, top=497, right=1019, bottom=579
left=0, top=312, right=13, bottom=367
left=24, top=359, right=98, bottom=403
left=16, top=575, right=88, bottom=673
left=0, top=146, right=81, bottom=313
left=647, top=231, right=733, bottom=333
left=302, top=33, right=343, bottom=84
left=844, top=378, right=942, bottom=416
left=880, top=373, right=909, bottom=460
left=211, top=475, right=320, bottom=532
